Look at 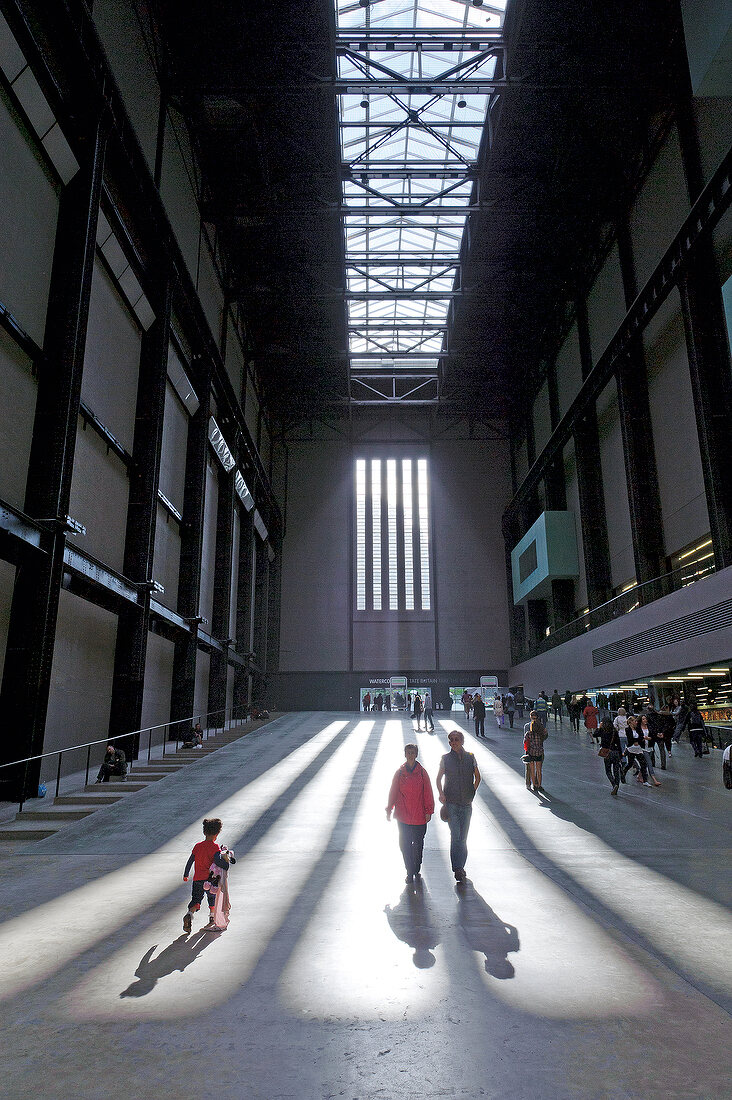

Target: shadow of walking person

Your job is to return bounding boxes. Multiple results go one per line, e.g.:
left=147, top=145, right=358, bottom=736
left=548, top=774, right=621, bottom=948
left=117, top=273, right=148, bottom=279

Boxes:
left=456, top=882, right=519, bottom=979
left=120, top=932, right=214, bottom=997
left=385, top=883, right=441, bottom=969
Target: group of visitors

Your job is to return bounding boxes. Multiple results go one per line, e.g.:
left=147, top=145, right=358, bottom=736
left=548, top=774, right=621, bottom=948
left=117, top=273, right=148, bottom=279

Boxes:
left=411, top=693, right=435, bottom=732
left=386, top=730, right=480, bottom=886
left=363, top=691, right=392, bottom=712
left=462, top=690, right=518, bottom=736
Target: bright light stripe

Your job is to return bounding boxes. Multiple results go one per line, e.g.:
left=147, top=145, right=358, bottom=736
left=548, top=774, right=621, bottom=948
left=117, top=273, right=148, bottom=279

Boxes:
left=372, top=458, right=382, bottom=609
left=64, top=720, right=374, bottom=1020
left=356, top=458, right=366, bottom=610
left=402, top=459, right=414, bottom=610
left=387, top=459, right=398, bottom=609
left=417, top=457, right=430, bottom=609
left=0, top=718, right=349, bottom=1002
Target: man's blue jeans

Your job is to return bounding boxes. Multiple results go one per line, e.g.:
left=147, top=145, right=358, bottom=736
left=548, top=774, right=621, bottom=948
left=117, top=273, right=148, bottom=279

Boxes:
left=446, top=802, right=472, bottom=872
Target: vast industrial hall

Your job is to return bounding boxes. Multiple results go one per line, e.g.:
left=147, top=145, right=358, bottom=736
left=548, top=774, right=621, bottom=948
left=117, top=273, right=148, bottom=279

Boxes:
left=0, top=0, right=730, bottom=1097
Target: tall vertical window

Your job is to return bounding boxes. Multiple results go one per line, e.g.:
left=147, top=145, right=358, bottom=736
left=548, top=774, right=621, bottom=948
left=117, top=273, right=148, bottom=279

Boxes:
left=356, top=459, right=366, bottom=610
left=386, top=459, right=398, bottom=610
left=417, top=459, right=431, bottom=610
left=371, top=458, right=382, bottom=610
left=355, top=456, right=431, bottom=613
left=402, top=459, right=414, bottom=611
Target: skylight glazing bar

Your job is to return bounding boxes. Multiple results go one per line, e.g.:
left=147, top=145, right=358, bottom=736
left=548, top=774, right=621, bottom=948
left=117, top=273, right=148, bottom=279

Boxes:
left=356, top=458, right=366, bottom=610
left=387, top=459, right=398, bottom=609
left=417, top=458, right=430, bottom=610
left=336, top=0, right=507, bottom=404
left=402, top=459, right=414, bottom=610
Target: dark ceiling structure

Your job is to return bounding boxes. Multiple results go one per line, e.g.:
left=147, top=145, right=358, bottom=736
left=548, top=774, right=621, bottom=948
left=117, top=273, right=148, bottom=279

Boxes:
left=153, top=0, right=676, bottom=422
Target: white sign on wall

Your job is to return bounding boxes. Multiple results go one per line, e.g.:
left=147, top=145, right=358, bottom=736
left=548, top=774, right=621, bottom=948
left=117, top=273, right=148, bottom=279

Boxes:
left=480, top=675, right=498, bottom=689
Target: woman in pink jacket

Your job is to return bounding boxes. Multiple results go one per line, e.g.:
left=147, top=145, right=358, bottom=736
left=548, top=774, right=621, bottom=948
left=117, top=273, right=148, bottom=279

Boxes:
left=386, top=743, right=435, bottom=885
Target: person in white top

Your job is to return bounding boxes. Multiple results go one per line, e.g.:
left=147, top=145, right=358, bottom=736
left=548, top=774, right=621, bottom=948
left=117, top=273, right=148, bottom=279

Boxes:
left=613, top=706, right=629, bottom=748
left=493, top=693, right=504, bottom=727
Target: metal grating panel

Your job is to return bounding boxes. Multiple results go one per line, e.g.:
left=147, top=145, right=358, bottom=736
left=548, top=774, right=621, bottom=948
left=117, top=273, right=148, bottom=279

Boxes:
left=592, top=598, right=732, bottom=666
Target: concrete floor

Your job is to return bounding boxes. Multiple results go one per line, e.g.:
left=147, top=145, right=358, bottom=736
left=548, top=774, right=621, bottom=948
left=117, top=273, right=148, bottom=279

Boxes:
left=1, top=711, right=730, bottom=1100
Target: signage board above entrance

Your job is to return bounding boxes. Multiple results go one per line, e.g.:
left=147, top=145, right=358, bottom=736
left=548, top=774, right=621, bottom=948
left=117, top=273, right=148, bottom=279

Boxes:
left=480, top=675, right=498, bottom=689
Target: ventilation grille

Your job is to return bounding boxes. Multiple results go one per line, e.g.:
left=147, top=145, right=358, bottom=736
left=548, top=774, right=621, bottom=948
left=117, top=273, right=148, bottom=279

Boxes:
left=592, top=598, right=732, bottom=667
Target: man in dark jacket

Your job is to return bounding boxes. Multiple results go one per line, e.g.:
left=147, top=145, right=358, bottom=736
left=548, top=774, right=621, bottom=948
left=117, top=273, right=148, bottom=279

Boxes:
left=96, top=744, right=127, bottom=783
left=473, top=693, right=486, bottom=738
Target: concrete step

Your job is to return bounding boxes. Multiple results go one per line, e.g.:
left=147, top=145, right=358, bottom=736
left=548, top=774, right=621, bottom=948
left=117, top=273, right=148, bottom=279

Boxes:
left=54, top=793, right=124, bottom=806
left=0, top=820, right=61, bottom=841
left=125, top=771, right=172, bottom=781
left=16, top=806, right=96, bottom=822
left=84, top=781, right=149, bottom=793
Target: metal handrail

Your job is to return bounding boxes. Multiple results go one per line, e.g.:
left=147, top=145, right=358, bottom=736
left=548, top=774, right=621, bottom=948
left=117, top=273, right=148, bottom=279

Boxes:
left=520, top=555, right=717, bottom=661
left=0, top=703, right=250, bottom=814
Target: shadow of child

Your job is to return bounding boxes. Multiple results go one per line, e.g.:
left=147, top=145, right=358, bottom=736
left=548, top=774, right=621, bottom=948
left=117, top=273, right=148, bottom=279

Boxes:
left=120, top=932, right=214, bottom=997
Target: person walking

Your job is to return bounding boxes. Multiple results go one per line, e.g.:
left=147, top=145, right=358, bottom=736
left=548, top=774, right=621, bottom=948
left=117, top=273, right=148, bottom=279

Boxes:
left=505, top=691, right=516, bottom=729
left=623, top=715, right=651, bottom=784
left=672, top=699, right=690, bottom=744
left=687, top=705, right=707, bottom=758
left=568, top=696, right=581, bottom=733
left=524, top=717, right=548, bottom=793
left=598, top=717, right=623, bottom=795
left=413, top=693, right=424, bottom=730
left=613, top=706, right=630, bottom=783
left=534, top=692, right=549, bottom=726
left=583, top=698, right=600, bottom=742
left=639, top=714, right=662, bottom=787
left=564, top=689, right=572, bottom=715
left=386, top=743, right=435, bottom=885
left=462, top=690, right=472, bottom=723
left=551, top=690, right=562, bottom=724
left=363, top=691, right=371, bottom=712
left=424, top=692, right=435, bottom=732
left=493, top=692, right=504, bottom=728
left=436, top=730, right=481, bottom=883
left=473, top=692, right=486, bottom=738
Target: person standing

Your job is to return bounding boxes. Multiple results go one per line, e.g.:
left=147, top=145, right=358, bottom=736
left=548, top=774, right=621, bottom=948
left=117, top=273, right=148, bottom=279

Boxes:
left=551, top=690, right=562, bottom=724
left=564, top=689, right=572, bottom=715
left=473, top=692, right=486, bottom=738
left=599, top=717, right=623, bottom=795
left=424, top=692, right=435, bottom=732
left=436, top=730, right=481, bottom=883
left=386, top=743, right=435, bottom=885
left=623, top=715, right=650, bottom=784
left=363, top=691, right=371, bottom=712
left=613, top=706, right=629, bottom=782
left=493, top=692, right=504, bottom=728
left=535, top=692, right=549, bottom=726
left=524, top=717, right=548, bottom=793
left=515, top=688, right=525, bottom=721
left=462, top=690, right=472, bottom=723
left=505, top=690, right=516, bottom=729
left=413, top=693, right=424, bottom=730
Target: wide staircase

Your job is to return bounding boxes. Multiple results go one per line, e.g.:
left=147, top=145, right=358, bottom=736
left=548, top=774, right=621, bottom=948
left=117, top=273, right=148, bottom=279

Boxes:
left=0, top=716, right=274, bottom=845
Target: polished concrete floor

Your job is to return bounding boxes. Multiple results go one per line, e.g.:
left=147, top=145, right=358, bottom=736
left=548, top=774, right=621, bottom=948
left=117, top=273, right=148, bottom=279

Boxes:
left=0, top=711, right=730, bottom=1099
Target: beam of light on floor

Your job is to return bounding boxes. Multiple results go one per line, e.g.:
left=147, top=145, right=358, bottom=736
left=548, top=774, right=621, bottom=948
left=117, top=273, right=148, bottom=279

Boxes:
left=0, top=718, right=349, bottom=1002
left=455, top=728, right=732, bottom=1002
left=278, top=718, right=445, bottom=1019
left=425, top=724, right=662, bottom=1017
left=63, top=721, right=375, bottom=1020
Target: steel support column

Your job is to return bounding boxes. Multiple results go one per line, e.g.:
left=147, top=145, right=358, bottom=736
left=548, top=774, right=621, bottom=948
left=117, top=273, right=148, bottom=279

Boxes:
left=109, top=276, right=172, bottom=756
left=234, top=509, right=255, bottom=711
left=252, top=536, right=270, bottom=703
left=0, top=117, right=107, bottom=796
left=574, top=299, right=613, bottom=610
left=673, top=18, right=732, bottom=567
left=208, top=470, right=235, bottom=715
left=265, top=542, right=282, bottom=688
left=615, top=220, right=667, bottom=595
left=171, top=369, right=212, bottom=724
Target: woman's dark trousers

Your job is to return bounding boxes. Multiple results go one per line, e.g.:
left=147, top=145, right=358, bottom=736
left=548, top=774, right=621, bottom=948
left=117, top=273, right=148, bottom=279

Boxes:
left=397, top=822, right=427, bottom=877
left=604, top=753, right=621, bottom=787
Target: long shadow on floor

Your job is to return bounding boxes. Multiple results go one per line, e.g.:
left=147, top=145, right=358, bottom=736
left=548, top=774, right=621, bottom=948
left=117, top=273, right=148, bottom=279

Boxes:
left=455, top=880, right=519, bottom=979
left=120, top=931, right=215, bottom=997
left=385, top=882, right=441, bottom=968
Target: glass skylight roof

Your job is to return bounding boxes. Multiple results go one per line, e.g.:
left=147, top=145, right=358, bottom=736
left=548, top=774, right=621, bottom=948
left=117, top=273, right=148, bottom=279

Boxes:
left=335, top=0, right=507, bottom=392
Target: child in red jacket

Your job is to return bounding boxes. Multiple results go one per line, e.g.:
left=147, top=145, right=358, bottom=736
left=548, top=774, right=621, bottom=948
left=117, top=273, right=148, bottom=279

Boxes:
left=386, top=744, right=435, bottom=886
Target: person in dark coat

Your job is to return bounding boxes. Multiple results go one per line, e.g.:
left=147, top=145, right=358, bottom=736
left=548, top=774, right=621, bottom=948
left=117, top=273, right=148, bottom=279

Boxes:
left=473, top=693, right=486, bottom=738
left=598, top=718, right=622, bottom=795
left=95, top=744, right=127, bottom=783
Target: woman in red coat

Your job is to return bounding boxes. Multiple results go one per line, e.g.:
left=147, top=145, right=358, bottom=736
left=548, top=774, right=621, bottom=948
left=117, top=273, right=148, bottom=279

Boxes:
left=386, top=744, right=435, bottom=885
